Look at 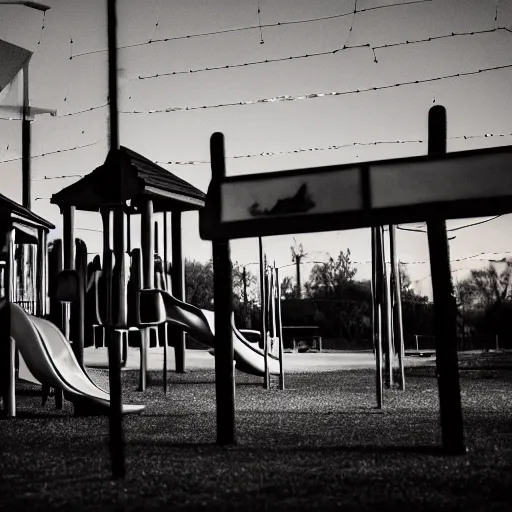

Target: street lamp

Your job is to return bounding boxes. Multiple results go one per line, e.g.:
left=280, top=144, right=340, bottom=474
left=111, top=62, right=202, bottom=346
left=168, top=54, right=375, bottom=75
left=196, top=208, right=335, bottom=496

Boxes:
left=0, top=2, right=50, bottom=11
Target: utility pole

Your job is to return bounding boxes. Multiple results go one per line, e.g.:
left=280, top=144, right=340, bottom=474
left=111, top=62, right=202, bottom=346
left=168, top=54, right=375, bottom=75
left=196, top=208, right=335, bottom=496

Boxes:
left=291, top=241, right=306, bottom=298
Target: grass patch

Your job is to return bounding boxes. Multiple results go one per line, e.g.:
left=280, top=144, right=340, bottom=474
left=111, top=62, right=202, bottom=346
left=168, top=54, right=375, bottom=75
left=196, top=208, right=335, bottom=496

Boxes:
left=1, top=353, right=511, bottom=511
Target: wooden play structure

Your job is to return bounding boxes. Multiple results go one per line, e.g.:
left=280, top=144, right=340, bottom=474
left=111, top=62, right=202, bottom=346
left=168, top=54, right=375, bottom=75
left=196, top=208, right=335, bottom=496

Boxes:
left=199, top=105, right=512, bottom=454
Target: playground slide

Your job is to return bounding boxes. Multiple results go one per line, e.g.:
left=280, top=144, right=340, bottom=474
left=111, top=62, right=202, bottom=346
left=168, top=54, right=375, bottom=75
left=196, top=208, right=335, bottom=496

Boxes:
left=158, top=291, right=281, bottom=377
left=9, top=303, right=144, bottom=415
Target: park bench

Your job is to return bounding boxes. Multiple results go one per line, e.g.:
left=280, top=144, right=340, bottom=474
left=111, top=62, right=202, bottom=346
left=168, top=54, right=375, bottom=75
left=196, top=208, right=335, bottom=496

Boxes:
left=282, top=326, right=322, bottom=352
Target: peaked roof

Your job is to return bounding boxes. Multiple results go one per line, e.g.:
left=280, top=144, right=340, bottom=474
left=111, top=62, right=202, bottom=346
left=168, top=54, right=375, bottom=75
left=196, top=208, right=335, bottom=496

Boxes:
left=51, top=146, right=206, bottom=213
left=0, top=192, right=54, bottom=230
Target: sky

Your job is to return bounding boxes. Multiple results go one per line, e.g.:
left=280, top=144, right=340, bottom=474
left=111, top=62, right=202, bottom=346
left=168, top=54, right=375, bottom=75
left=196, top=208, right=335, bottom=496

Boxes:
left=1, top=0, right=512, bottom=298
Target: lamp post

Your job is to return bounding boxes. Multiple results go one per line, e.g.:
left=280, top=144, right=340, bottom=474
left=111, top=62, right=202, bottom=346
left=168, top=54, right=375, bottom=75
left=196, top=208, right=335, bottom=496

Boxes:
left=0, top=1, right=52, bottom=210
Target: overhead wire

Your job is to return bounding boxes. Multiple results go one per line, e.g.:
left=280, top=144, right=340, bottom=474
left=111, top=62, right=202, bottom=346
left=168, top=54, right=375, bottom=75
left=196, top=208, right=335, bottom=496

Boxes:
left=69, top=0, right=432, bottom=59
left=119, top=62, right=512, bottom=116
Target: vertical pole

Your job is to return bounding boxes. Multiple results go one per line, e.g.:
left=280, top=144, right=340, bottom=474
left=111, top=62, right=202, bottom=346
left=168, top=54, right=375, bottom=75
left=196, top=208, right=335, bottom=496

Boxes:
left=127, top=211, right=131, bottom=254
left=211, top=132, right=236, bottom=445
left=163, top=211, right=169, bottom=393
left=172, top=211, right=186, bottom=373
left=380, top=226, right=393, bottom=388
left=36, top=228, right=45, bottom=317
left=22, top=61, right=31, bottom=210
left=426, top=105, right=465, bottom=455
left=260, top=243, right=269, bottom=389
left=2, top=228, right=16, bottom=417
left=62, top=205, right=76, bottom=356
left=389, top=225, right=406, bottom=391
left=107, top=0, right=125, bottom=479
left=139, top=198, right=153, bottom=390
left=372, top=227, right=383, bottom=409
left=276, top=267, right=285, bottom=390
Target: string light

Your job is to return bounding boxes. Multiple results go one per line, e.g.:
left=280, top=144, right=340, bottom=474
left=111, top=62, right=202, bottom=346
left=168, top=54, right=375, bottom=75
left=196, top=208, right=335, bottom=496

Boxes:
left=0, top=138, right=106, bottom=165
left=155, top=131, right=512, bottom=166
left=31, top=174, right=84, bottom=181
left=69, top=0, right=432, bottom=60
left=120, top=62, right=512, bottom=116
left=138, top=43, right=370, bottom=80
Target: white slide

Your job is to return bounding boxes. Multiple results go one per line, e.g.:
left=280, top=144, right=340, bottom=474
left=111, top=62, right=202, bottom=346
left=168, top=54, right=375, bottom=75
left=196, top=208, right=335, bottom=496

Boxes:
left=10, top=303, right=144, bottom=415
left=159, top=291, right=281, bottom=377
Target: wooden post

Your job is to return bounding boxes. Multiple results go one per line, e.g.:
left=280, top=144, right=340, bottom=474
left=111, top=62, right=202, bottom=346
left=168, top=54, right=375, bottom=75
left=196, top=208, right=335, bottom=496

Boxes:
left=172, top=210, right=186, bottom=373
left=426, top=105, right=465, bottom=455
left=372, top=227, right=383, bottom=409
left=389, top=225, right=406, bottom=390
left=62, top=205, right=80, bottom=361
left=2, top=228, right=16, bottom=417
left=379, top=226, right=393, bottom=388
left=163, top=211, right=169, bottom=393
left=36, top=228, right=46, bottom=317
left=22, top=61, right=31, bottom=210
left=260, top=242, right=269, bottom=389
left=139, top=198, right=153, bottom=390
left=275, top=267, right=285, bottom=390
left=106, top=0, right=125, bottom=480
left=211, top=132, right=236, bottom=445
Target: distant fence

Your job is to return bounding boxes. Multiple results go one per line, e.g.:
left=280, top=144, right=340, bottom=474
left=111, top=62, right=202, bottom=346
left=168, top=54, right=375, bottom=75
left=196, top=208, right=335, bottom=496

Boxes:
left=408, top=334, right=512, bottom=351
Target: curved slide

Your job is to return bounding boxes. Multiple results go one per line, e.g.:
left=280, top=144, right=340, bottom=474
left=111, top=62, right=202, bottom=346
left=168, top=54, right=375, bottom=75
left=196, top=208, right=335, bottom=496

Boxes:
left=158, top=291, right=281, bottom=377
left=10, top=303, right=144, bottom=415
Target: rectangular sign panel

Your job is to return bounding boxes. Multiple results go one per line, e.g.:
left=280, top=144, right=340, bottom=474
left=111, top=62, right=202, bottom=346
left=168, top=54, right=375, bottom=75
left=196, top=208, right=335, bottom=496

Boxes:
left=200, top=145, right=512, bottom=240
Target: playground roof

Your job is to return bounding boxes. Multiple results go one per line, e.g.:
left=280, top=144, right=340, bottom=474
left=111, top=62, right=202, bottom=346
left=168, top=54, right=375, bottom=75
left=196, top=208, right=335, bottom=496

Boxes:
left=51, top=146, right=206, bottom=213
left=0, top=192, right=55, bottom=243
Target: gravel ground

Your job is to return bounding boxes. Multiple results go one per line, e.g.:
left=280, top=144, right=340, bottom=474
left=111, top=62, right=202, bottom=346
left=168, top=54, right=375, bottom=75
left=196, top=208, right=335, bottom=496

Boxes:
left=0, top=352, right=511, bottom=511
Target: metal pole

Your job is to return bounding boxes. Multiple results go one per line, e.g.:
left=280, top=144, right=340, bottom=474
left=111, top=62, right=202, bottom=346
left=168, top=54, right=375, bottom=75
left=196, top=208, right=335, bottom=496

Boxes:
left=211, top=132, right=236, bottom=445
left=163, top=211, right=169, bottom=393
left=389, top=225, right=405, bottom=390
left=379, top=226, right=393, bottom=388
left=259, top=237, right=268, bottom=388
left=22, top=61, right=31, bottom=209
left=372, top=227, right=383, bottom=409
left=426, top=105, right=465, bottom=455
left=172, top=211, right=186, bottom=373
left=276, top=267, right=285, bottom=390
left=107, top=0, right=125, bottom=479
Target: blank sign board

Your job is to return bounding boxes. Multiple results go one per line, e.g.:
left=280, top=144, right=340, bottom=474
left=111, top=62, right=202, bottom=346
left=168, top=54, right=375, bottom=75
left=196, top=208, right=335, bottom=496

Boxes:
left=200, top=145, right=512, bottom=240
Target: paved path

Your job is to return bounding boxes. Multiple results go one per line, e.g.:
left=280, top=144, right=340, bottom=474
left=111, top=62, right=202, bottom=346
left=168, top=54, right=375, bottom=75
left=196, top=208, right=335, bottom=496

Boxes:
left=84, top=347, right=435, bottom=374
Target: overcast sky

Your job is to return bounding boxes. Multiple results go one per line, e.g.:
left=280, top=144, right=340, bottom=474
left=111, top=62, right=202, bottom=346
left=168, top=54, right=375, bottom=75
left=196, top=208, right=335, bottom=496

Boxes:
left=1, top=0, right=512, bottom=297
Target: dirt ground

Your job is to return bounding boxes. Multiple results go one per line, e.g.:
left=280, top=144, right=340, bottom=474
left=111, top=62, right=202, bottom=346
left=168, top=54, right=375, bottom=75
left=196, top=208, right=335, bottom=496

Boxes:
left=1, top=351, right=511, bottom=511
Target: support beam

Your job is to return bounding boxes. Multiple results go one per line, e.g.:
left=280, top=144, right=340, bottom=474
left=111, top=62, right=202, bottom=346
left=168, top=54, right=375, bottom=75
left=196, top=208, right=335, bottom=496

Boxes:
left=106, top=0, right=125, bottom=480
left=211, top=132, right=236, bottom=445
left=171, top=210, right=186, bottom=373
left=380, top=226, right=393, bottom=389
left=62, top=205, right=77, bottom=360
left=36, top=228, right=46, bottom=317
left=259, top=238, right=268, bottom=388
left=141, top=199, right=154, bottom=289
left=426, top=105, right=465, bottom=455
left=163, top=211, right=169, bottom=394
left=22, top=61, right=31, bottom=210
left=372, top=226, right=383, bottom=409
left=275, top=266, right=285, bottom=390
left=2, top=229, right=16, bottom=417
left=389, top=225, right=405, bottom=390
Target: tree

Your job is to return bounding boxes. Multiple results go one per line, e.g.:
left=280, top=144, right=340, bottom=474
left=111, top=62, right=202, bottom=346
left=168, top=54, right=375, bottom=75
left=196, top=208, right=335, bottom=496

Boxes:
left=304, top=249, right=357, bottom=298
left=280, top=276, right=295, bottom=299
left=185, top=259, right=214, bottom=309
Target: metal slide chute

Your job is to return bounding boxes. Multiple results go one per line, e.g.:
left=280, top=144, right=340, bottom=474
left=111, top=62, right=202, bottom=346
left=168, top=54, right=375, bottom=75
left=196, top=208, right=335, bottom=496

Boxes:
left=10, top=302, right=144, bottom=415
